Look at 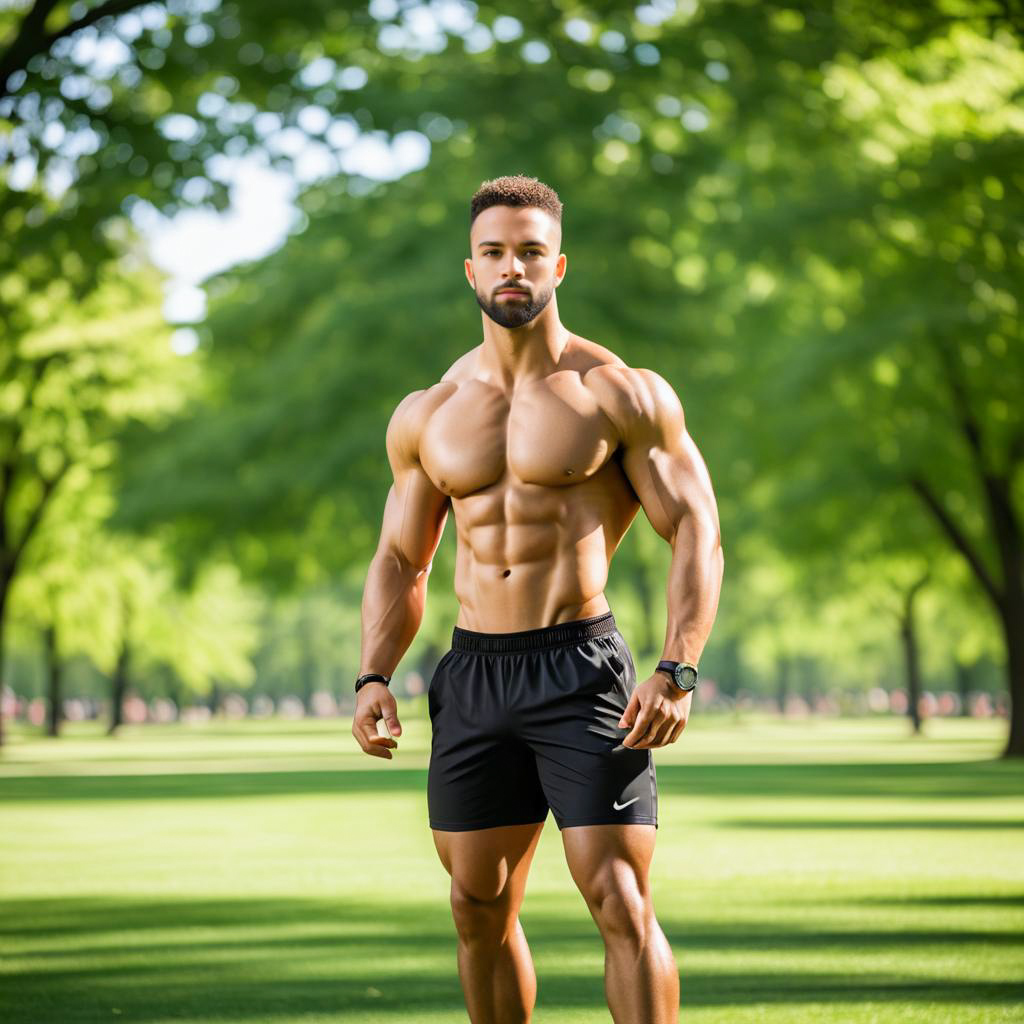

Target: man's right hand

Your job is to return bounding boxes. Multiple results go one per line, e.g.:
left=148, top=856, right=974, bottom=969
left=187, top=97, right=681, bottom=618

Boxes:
left=351, top=683, right=403, bottom=759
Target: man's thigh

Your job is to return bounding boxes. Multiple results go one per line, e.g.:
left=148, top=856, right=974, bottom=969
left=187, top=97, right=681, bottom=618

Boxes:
left=561, top=823, right=658, bottom=904
left=432, top=822, right=546, bottom=904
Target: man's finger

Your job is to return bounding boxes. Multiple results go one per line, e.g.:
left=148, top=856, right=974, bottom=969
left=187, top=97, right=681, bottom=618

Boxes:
left=636, top=716, right=674, bottom=748
left=353, top=714, right=399, bottom=754
left=353, top=716, right=385, bottom=744
left=623, top=705, right=658, bottom=747
left=617, top=693, right=639, bottom=729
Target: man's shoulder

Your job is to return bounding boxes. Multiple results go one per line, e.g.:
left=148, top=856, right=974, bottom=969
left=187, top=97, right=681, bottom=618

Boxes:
left=583, top=357, right=682, bottom=444
left=385, top=349, right=477, bottom=463
left=385, top=383, right=456, bottom=467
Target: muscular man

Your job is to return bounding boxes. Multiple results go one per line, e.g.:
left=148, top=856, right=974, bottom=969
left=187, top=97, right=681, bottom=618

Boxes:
left=352, top=175, right=724, bottom=1024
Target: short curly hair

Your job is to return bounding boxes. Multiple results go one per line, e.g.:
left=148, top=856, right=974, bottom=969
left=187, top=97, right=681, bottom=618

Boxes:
left=470, top=174, right=563, bottom=229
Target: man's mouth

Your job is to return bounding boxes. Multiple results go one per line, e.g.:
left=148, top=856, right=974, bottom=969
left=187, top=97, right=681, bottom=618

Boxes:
left=498, top=289, right=529, bottom=296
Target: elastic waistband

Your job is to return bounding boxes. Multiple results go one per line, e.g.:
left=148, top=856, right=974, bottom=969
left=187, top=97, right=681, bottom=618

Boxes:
left=451, top=611, right=618, bottom=654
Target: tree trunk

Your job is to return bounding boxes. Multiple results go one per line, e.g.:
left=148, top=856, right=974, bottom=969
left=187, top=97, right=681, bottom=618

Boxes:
left=776, top=655, right=791, bottom=714
left=899, top=575, right=929, bottom=735
left=1000, top=597, right=1024, bottom=757
left=900, top=620, right=922, bottom=734
left=799, top=655, right=815, bottom=705
left=166, top=670, right=184, bottom=717
left=720, top=637, right=741, bottom=699
left=107, top=640, right=130, bottom=736
left=44, top=623, right=62, bottom=738
left=301, top=650, right=315, bottom=714
left=0, top=579, right=8, bottom=748
left=955, top=658, right=973, bottom=718
left=910, top=339, right=1023, bottom=757
left=208, top=680, right=222, bottom=716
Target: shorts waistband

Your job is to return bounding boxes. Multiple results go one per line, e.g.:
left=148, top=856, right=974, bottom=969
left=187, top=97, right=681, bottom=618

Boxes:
left=451, top=611, right=618, bottom=654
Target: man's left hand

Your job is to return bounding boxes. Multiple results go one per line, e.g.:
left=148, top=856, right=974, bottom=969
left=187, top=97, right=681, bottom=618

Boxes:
left=617, top=673, right=691, bottom=748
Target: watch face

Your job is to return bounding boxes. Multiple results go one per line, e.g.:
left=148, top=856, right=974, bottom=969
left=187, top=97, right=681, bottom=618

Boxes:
left=675, top=664, right=697, bottom=690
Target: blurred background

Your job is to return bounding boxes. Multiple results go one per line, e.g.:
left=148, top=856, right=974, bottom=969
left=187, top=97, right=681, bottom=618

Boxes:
left=1, top=0, right=1022, bottom=755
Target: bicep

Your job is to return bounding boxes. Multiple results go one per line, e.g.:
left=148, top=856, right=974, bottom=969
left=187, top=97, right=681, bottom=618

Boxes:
left=378, top=390, right=450, bottom=571
left=378, top=462, right=450, bottom=571
left=618, top=374, right=720, bottom=545
left=623, top=430, right=719, bottom=544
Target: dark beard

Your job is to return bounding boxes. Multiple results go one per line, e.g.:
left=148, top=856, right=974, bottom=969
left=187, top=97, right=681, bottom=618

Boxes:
left=475, top=280, right=555, bottom=328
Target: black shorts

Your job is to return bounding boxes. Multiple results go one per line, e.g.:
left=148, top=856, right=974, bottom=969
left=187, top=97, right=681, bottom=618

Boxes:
left=427, top=611, right=657, bottom=832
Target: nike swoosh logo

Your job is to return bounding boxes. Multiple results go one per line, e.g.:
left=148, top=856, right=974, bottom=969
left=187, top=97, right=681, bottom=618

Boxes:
left=613, top=796, right=640, bottom=810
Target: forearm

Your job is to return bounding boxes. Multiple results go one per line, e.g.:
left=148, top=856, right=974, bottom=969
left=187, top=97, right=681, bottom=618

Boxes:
left=359, top=547, right=430, bottom=676
left=661, top=514, right=724, bottom=665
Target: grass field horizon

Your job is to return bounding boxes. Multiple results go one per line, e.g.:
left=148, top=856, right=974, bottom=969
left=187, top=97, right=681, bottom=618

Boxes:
left=2, top=711, right=1022, bottom=1023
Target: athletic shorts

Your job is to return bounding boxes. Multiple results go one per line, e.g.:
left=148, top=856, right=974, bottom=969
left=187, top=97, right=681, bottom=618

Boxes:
left=427, top=611, right=658, bottom=831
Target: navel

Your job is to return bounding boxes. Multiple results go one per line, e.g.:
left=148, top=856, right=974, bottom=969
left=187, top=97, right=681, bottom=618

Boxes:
left=502, top=569, right=511, bottom=578
left=565, top=468, right=575, bottom=476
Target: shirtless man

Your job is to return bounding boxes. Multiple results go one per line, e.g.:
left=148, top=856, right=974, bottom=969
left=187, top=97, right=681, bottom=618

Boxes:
left=351, top=175, right=724, bottom=1024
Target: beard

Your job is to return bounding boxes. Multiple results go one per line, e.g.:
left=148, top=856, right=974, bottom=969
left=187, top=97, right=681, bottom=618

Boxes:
left=475, top=278, right=555, bottom=328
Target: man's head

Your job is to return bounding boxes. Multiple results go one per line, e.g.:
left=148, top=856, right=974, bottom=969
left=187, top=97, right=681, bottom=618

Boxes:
left=465, top=174, right=566, bottom=329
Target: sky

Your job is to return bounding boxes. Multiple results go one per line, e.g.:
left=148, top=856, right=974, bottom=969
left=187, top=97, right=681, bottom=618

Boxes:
left=131, top=132, right=431, bottom=355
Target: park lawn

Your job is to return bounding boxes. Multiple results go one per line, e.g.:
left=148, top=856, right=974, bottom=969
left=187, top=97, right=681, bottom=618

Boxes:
left=1, top=710, right=1022, bottom=1024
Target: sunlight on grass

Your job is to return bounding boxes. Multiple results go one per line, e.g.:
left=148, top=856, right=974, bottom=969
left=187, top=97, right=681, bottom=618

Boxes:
left=2, top=715, right=1021, bottom=1023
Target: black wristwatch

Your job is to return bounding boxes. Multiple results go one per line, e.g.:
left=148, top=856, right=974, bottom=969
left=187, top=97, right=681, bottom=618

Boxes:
left=655, top=660, right=698, bottom=693
left=355, top=672, right=391, bottom=694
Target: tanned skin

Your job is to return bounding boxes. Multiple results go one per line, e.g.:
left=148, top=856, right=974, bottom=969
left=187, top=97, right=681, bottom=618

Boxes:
left=351, top=202, right=724, bottom=1024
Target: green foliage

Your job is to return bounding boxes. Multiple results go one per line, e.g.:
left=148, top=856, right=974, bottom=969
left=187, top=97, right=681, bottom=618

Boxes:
left=4, top=2, right=1022, bottom=709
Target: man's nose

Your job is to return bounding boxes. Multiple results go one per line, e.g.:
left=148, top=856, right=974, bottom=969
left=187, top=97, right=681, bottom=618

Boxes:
left=502, top=252, right=526, bottom=275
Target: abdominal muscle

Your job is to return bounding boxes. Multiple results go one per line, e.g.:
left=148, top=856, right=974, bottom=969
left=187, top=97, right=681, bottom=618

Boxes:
left=450, top=461, right=640, bottom=632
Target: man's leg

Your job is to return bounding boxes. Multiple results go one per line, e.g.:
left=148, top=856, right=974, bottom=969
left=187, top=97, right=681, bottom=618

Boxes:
left=562, top=823, right=679, bottom=1023
left=432, top=821, right=546, bottom=1024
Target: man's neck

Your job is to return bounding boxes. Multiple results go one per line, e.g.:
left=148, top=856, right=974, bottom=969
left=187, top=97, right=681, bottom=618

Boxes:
left=479, top=312, right=571, bottom=390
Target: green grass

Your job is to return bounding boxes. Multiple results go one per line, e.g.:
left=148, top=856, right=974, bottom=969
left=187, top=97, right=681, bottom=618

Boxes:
left=1, top=709, right=1022, bottom=1023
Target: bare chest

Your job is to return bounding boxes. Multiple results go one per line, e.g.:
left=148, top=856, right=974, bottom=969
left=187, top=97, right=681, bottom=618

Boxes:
left=419, top=376, right=619, bottom=497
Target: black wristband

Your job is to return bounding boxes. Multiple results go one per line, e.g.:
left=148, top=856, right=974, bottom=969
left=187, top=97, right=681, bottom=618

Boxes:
left=355, top=673, right=391, bottom=693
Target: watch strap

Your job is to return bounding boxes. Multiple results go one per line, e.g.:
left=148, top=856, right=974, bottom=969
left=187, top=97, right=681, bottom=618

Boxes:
left=355, top=672, right=391, bottom=693
left=656, top=660, right=698, bottom=691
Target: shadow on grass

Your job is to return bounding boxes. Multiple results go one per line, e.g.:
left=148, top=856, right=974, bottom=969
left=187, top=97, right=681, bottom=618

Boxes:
left=853, top=893, right=1024, bottom=907
left=3, top=895, right=1023, bottom=1023
left=0, top=768, right=428, bottom=802
left=2, top=760, right=1022, bottom=804
left=720, top=818, right=1024, bottom=829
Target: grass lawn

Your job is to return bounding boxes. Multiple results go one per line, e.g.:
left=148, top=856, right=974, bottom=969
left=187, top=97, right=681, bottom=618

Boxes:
left=1, top=708, right=1022, bottom=1023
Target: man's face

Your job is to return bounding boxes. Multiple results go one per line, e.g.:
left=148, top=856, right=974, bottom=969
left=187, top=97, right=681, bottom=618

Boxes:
left=465, top=205, right=566, bottom=329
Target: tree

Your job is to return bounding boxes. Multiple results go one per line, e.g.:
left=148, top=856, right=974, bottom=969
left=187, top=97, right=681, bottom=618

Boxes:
left=0, top=265, right=198, bottom=745
left=8, top=2, right=1020, bottom=745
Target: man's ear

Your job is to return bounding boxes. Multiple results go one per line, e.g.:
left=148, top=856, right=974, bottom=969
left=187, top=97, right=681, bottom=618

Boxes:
left=464, top=257, right=475, bottom=288
left=555, top=252, right=567, bottom=286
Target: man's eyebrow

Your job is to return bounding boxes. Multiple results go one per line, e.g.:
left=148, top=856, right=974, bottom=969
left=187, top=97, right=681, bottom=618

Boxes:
left=476, top=239, right=549, bottom=249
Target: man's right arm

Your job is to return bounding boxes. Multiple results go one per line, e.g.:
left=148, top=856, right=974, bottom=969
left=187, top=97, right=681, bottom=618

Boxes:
left=360, top=388, right=450, bottom=677
left=352, top=389, right=450, bottom=758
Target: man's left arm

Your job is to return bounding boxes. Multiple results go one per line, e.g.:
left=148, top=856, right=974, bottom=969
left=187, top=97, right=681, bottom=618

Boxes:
left=594, top=365, right=725, bottom=749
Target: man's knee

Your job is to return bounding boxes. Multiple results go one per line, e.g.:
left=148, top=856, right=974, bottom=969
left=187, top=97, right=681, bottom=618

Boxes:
left=587, top=880, right=651, bottom=947
left=450, top=877, right=517, bottom=944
